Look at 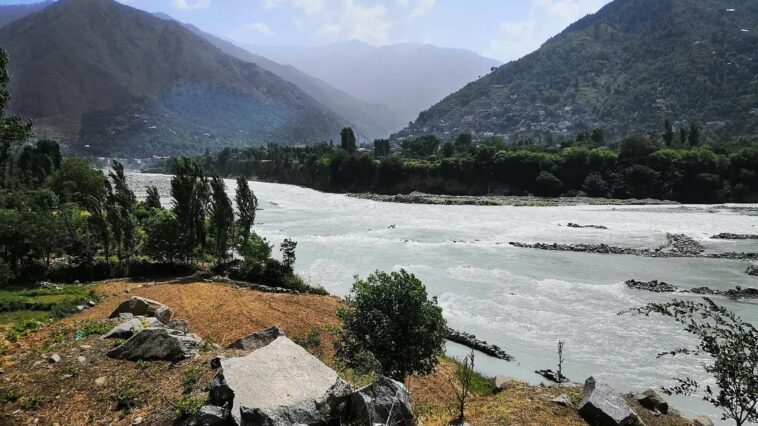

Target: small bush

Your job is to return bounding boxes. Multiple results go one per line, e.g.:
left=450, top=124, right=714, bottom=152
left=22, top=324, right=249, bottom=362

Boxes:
left=0, top=388, right=21, bottom=403
left=292, top=327, right=322, bottom=354
left=173, top=395, right=207, bottom=417
left=114, top=378, right=140, bottom=411
left=182, top=368, right=202, bottom=394
left=20, top=395, right=43, bottom=410
left=76, top=320, right=111, bottom=338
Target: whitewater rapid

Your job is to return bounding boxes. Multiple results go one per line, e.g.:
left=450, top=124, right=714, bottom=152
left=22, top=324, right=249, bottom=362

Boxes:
left=129, top=173, right=758, bottom=424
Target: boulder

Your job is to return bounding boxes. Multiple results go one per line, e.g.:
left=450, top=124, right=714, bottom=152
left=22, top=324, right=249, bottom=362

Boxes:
left=212, top=336, right=351, bottom=425
left=197, top=405, right=230, bottom=426
left=692, top=416, right=714, bottom=426
left=342, top=376, right=413, bottom=426
left=168, top=319, right=189, bottom=333
left=551, top=394, right=573, bottom=408
left=227, top=326, right=285, bottom=351
left=494, top=376, right=508, bottom=391
left=109, top=297, right=172, bottom=323
left=636, top=389, right=668, bottom=414
left=106, top=328, right=200, bottom=361
left=102, top=318, right=144, bottom=339
left=49, top=354, right=61, bottom=363
left=578, top=377, right=645, bottom=426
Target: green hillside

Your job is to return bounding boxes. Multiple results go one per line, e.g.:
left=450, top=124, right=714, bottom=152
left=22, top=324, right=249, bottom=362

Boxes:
left=400, top=0, right=758, bottom=141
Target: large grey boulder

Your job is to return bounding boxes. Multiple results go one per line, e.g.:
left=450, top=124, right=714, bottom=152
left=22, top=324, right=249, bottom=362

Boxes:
left=197, top=405, right=230, bottom=426
left=342, top=376, right=413, bottom=426
left=109, top=297, right=172, bottom=323
left=578, top=377, right=645, bottom=426
left=636, top=389, right=668, bottom=414
left=227, top=326, right=285, bottom=351
left=102, top=318, right=144, bottom=339
left=106, top=328, right=200, bottom=361
left=212, top=336, right=351, bottom=425
left=692, top=416, right=714, bottom=426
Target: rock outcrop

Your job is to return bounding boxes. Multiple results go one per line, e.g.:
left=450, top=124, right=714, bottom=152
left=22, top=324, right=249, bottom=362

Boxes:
left=102, top=318, right=145, bottom=339
left=106, top=328, right=200, bottom=361
left=447, top=328, right=513, bottom=361
left=711, top=233, right=758, bottom=240
left=196, top=405, right=230, bottom=426
left=109, top=297, right=172, bottom=323
left=227, top=326, right=285, bottom=351
left=636, top=389, right=668, bottom=414
left=567, top=223, right=608, bottom=229
left=341, top=376, right=414, bottom=426
left=692, top=415, right=715, bottom=426
left=578, top=377, right=645, bottom=426
left=625, top=280, right=676, bottom=293
left=212, top=336, right=351, bottom=425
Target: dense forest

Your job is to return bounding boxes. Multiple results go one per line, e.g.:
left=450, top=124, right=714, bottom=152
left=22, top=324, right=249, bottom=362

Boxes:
left=0, top=48, right=315, bottom=292
left=185, top=127, right=758, bottom=204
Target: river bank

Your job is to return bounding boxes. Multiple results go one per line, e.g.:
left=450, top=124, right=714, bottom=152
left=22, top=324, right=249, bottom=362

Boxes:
left=348, top=191, right=678, bottom=207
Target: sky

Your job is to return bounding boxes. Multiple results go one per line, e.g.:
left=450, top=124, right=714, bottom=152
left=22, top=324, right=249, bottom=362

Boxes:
left=2, top=0, right=613, bottom=62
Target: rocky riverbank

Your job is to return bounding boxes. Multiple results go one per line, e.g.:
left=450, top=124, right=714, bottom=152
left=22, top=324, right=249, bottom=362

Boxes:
left=349, top=192, right=677, bottom=207
left=510, top=233, right=758, bottom=261
left=625, top=279, right=758, bottom=299
left=711, top=233, right=758, bottom=240
left=446, top=328, right=514, bottom=361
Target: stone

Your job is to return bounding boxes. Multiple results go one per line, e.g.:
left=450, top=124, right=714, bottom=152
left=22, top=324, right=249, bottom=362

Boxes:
left=494, top=376, right=508, bottom=390
left=213, top=336, right=351, bottom=425
left=49, top=354, right=61, bottom=363
left=118, top=313, right=135, bottom=321
left=551, top=394, right=573, bottom=408
left=109, top=297, right=172, bottom=323
left=131, top=416, right=143, bottom=425
left=168, top=319, right=189, bottom=333
left=197, top=405, right=229, bottom=426
left=342, top=376, right=413, bottom=426
left=77, top=356, right=86, bottom=363
left=141, top=317, right=165, bottom=328
left=87, top=300, right=97, bottom=307
left=95, top=376, right=107, bottom=386
left=578, top=377, right=645, bottom=426
left=76, top=305, right=86, bottom=312
left=636, top=389, right=668, bottom=414
left=106, top=328, right=200, bottom=361
left=227, top=326, right=285, bottom=350
left=102, top=318, right=144, bottom=339
left=692, top=416, right=714, bottom=426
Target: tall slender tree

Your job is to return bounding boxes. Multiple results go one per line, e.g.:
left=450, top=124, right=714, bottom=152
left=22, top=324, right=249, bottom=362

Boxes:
left=663, top=120, right=674, bottom=147
left=145, top=185, right=162, bottom=209
left=0, top=49, right=32, bottom=189
left=235, top=175, right=257, bottom=248
left=340, top=127, right=357, bottom=154
left=171, top=157, right=209, bottom=263
left=209, top=173, right=234, bottom=266
left=106, top=161, right=136, bottom=269
left=688, top=123, right=700, bottom=147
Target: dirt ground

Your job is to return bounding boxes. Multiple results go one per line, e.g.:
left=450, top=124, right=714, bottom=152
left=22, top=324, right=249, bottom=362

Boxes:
left=0, top=280, right=695, bottom=425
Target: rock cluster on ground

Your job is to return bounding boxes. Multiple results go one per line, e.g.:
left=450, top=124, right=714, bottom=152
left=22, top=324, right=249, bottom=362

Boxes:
left=109, top=296, right=173, bottom=323
left=446, top=328, right=513, bottom=361
left=104, top=297, right=199, bottom=362
left=578, top=377, right=645, bottom=426
left=227, top=325, right=285, bottom=350
left=637, top=389, right=668, bottom=414
left=341, top=376, right=414, bottom=426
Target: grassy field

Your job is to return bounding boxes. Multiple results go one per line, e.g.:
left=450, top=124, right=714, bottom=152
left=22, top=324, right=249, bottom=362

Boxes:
left=0, top=285, right=99, bottom=326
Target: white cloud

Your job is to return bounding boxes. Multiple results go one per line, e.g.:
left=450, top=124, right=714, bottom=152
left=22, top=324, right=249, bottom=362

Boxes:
left=399, top=0, right=435, bottom=19
left=171, top=0, right=211, bottom=10
left=243, top=22, right=277, bottom=37
left=485, top=0, right=608, bottom=62
left=264, top=0, right=327, bottom=14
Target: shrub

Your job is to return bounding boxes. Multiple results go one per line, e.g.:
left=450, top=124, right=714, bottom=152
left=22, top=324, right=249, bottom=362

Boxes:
left=336, top=269, right=447, bottom=382
left=20, top=395, right=43, bottom=410
left=173, top=396, right=207, bottom=417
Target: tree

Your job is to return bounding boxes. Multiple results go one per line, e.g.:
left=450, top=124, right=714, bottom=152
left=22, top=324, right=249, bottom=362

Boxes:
left=336, top=269, right=447, bottom=382
left=209, top=173, right=234, bottom=266
left=106, top=160, right=136, bottom=269
left=441, top=142, right=455, bottom=158
left=663, top=120, right=674, bottom=147
left=448, top=349, right=476, bottom=424
left=235, top=175, right=257, bottom=248
left=280, top=238, right=297, bottom=273
left=590, top=128, right=605, bottom=147
left=535, top=171, right=563, bottom=196
left=454, top=133, right=473, bottom=152
left=630, top=299, right=757, bottom=426
left=340, top=127, right=357, bottom=154
left=688, top=123, right=700, bottom=147
left=171, top=157, right=209, bottom=263
left=583, top=173, right=610, bottom=197
left=47, top=158, right=108, bottom=204
left=679, top=127, right=687, bottom=147
left=0, top=48, right=32, bottom=189
left=373, top=139, right=390, bottom=157
left=145, top=185, right=162, bottom=209
left=142, top=209, right=180, bottom=262
left=556, top=340, right=567, bottom=383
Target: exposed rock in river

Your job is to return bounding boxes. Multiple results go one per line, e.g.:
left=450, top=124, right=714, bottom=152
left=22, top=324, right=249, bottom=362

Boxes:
left=349, top=192, right=676, bottom=207
left=626, top=280, right=758, bottom=299
left=624, top=280, right=677, bottom=293
left=711, top=233, right=758, bottom=240
left=566, top=223, right=608, bottom=229
left=447, top=328, right=513, bottom=361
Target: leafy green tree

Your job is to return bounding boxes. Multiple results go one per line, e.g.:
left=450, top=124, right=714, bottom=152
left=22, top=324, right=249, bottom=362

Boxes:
left=590, top=128, right=605, bottom=147
left=0, top=259, right=13, bottom=286
left=441, top=142, right=455, bottom=158
left=535, top=171, right=563, bottom=196
left=280, top=238, right=297, bottom=273
left=688, top=123, right=700, bottom=147
left=679, top=127, right=687, bottom=147
left=402, top=135, right=440, bottom=158
left=0, top=48, right=32, bottom=189
left=454, top=133, right=473, bottom=153
left=663, top=120, right=674, bottom=147
left=235, top=175, right=257, bottom=248
left=583, top=173, right=610, bottom=197
left=142, top=209, right=181, bottom=262
left=145, top=185, right=162, bottom=209
left=340, top=127, right=357, bottom=154
left=336, top=269, right=447, bottom=382
left=48, top=158, right=108, bottom=204
left=373, top=139, right=391, bottom=157
left=630, top=299, right=757, bottom=426
left=171, top=157, right=209, bottom=263
left=209, top=174, right=234, bottom=266
left=106, top=161, right=136, bottom=268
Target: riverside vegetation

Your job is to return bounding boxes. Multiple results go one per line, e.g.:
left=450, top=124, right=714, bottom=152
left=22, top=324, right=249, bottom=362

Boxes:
left=167, top=126, right=758, bottom=204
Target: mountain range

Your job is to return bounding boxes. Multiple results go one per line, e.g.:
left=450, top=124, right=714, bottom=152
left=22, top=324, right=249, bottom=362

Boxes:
left=397, top=0, right=758, bottom=141
left=0, top=0, right=349, bottom=156
left=247, top=42, right=502, bottom=129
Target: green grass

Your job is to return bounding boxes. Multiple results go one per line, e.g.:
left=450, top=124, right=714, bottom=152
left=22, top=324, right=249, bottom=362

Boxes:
left=173, top=396, right=207, bottom=417
left=0, top=284, right=99, bottom=326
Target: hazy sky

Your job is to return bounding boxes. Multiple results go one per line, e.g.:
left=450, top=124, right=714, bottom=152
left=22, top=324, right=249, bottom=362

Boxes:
left=2, top=0, right=613, bottom=61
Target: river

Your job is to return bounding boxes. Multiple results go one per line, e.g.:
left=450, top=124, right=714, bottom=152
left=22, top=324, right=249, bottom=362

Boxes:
left=129, top=173, right=758, bottom=424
